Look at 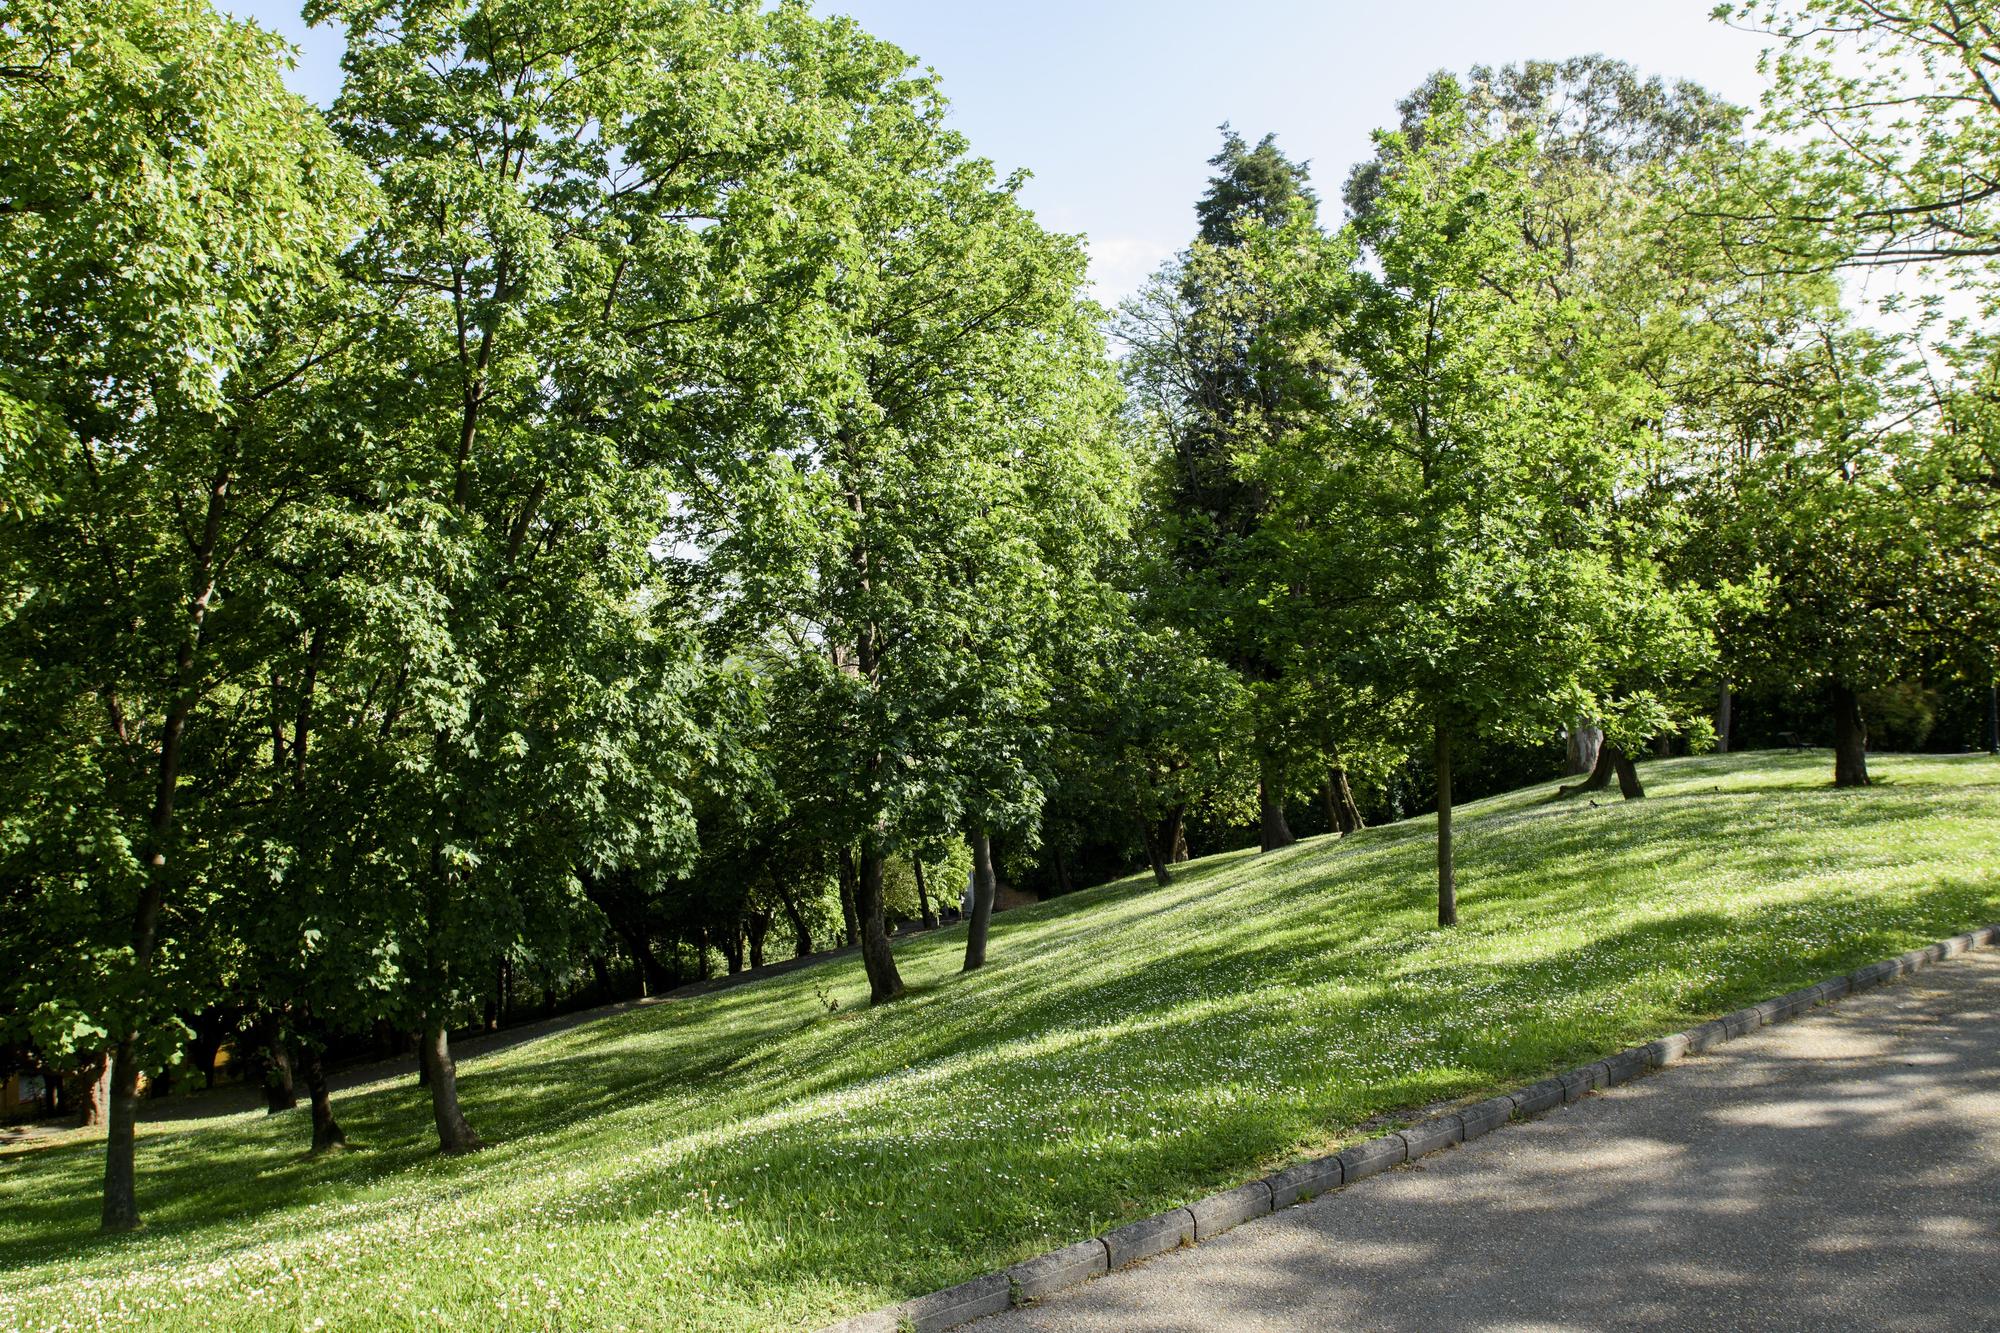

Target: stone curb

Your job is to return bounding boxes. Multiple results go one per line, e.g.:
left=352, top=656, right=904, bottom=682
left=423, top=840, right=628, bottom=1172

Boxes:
left=817, top=923, right=1998, bottom=1332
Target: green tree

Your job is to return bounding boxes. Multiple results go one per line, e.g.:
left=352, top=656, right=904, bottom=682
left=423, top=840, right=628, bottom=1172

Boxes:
left=0, top=0, right=369, bottom=1229
left=1306, top=81, right=1610, bottom=923
left=1120, top=129, right=1329, bottom=852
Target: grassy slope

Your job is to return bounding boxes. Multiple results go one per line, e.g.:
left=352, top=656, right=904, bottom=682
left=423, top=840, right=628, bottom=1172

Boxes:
left=3, top=751, right=1998, bottom=1331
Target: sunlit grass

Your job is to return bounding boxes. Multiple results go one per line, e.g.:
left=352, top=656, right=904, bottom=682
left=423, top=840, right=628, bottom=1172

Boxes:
left=3, top=751, right=1996, bottom=1331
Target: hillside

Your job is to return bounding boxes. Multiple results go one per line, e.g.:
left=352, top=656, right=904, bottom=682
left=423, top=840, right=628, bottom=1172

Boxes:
left=5, top=751, right=1998, bottom=1332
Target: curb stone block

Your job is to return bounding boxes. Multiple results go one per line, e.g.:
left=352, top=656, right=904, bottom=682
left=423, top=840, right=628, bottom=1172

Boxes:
left=1850, top=961, right=1891, bottom=990
left=1682, top=1020, right=1730, bottom=1055
left=1190, top=1182, right=1272, bottom=1239
left=1398, top=1113, right=1464, bottom=1160
left=1511, top=1078, right=1566, bottom=1117
left=1600, top=1047, right=1651, bottom=1087
left=1814, top=976, right=1851, bottom=1003
left=1336, top=1134, right=1407, bottom=1184
left=898, top=1275, right=1011, bottom=1332
left=1102, top=1208, right=1194, bottom=1269
left=1645, top=1031, right=1691, bottom=1069
left=1559, top=1063, right=1608, bottom=1103
left=1264, top=1154, right=1342, bottom=1209
left=1782, top=987, right=1820, bottom=1014
left=1721, top=1007, right=1761, bottom=1038
left=1007, top=1240, right=1107, bottom=1304
left=1752, top=998, right=1788, bottom=1026
left=1459, top=1095, right=1514, bottom=1142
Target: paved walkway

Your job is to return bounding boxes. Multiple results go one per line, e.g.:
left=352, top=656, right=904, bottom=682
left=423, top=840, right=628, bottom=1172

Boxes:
left=976, top=949, right=2000, bottom=1333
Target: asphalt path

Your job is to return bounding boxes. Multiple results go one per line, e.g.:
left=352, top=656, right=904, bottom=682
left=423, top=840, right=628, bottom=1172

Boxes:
left=975, top=948, right=2000, bottom=1333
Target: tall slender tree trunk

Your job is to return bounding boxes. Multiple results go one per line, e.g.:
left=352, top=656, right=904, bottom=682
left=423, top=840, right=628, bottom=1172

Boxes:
left=1157, top=804, right=1190, bottom=863
left=963, top=829, right=998, bottom=972
left=1832, top=683, right=1871, bottom=787
left=913, top=858, right=937, bottom=930
left=781, top=890, right=814, bottom=958
left=1985, top=681, right=1998, bottom=755
left=747, top=913, right=769, bottom=970
left=299, top=1045, right=345, bottom=1154
left=102, top=462, right=232, bottom=1231
left=854, top=839, right=903, bottom=1003
left=1325, top=759, right=1365, bottom=835
left=418, top=1017, right=481, bottom=1155
left=1257, top=751, right=1295, bottom=852
left=837, top=849, right=861, bottom=948
left=1138, top=814, right=1173, bottom=887
left=1715, top=683, right=1734, bottom=754
left=1435, top=714, right=1457, bottom=928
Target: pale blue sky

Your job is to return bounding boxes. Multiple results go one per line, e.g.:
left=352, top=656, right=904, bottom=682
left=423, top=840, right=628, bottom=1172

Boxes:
left=226, top=1, right=1775, bottom=300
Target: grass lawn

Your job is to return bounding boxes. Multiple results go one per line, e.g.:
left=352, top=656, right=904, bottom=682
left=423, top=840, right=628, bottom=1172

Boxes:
left=4, top=751, right=1998, bottom=1331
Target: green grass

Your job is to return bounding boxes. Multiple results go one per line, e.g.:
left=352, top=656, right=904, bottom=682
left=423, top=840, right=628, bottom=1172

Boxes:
left=4, top=751, right=1998, bottom=1331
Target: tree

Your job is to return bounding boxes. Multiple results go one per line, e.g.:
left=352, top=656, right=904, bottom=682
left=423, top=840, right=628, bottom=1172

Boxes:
left=1121, top=129, right=1327, bottom=853
left=0, top=0, right=369, bottom=1229
left=304, top=0, right=835, bottom=1147
left=680, top=32, right=1123, bottom=998
left=1298, top=81, right=1609, bottom=923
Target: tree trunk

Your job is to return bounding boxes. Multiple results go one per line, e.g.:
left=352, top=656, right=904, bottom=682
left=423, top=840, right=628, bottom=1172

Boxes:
left=837, top=848, right=861, bottom=949
left=1157, top=804, right=1190, bottom=863
left=1652, top=733, right=1672, bottom=758
left=1257, top=752, right=1295, bottom=852
left=1138, top=814, right=1173, bottom=887
left=1612, top=746, right=1645, bottom=799
left=1326, top=761, right=1364, bottom=835
left=747, top=913, right=769, bottom=970
left=696, top=929, right=712, bottom=982
left=963, top=829, right=998, bottom=972
left=418, top=1019, right=481, bottom=1155
left=1557, top=739, right=1643, bottom=800
left=854, top=840, right=904, bottom=1003
left=258, top=1015, right=298, bottom=1114
left=1435, top=714, right=1457, bottom=928
left=1715, top=683, right=1734, bottom=754
left=781, top=889, right=813, bottom=958
left=300, top=1046, right=346, bottom=1154
left=1833, top=683, right=1871, bottom=787
left=913, top=858, right=937, bottom=929
left=1565, top=719, right=1603, bottom=776
left=1985, top=681, right=1998, bottom=755
left=100, top=1041, right=144, bottom=1230
left=70, top=1051, right=112, bottom=1128
left=721, top=932, right=743, bottom=976
left=102, top=453, right=233, bottom=1233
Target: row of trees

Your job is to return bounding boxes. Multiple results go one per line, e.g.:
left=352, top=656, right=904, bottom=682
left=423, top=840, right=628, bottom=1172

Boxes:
left=1, top=0, right=1994, bottom=1233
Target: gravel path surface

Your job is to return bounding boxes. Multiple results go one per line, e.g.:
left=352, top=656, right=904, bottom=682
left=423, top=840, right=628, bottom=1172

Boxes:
left=975, top=949, right=2000, bottom=1333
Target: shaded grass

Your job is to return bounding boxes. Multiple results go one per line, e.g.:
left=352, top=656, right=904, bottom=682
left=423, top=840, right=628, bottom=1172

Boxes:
left=2, top=751, right=1997, bottom=1331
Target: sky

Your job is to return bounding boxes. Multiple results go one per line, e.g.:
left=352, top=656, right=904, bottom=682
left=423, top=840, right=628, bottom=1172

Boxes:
left=225, top=1, right=1777, bottom=302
